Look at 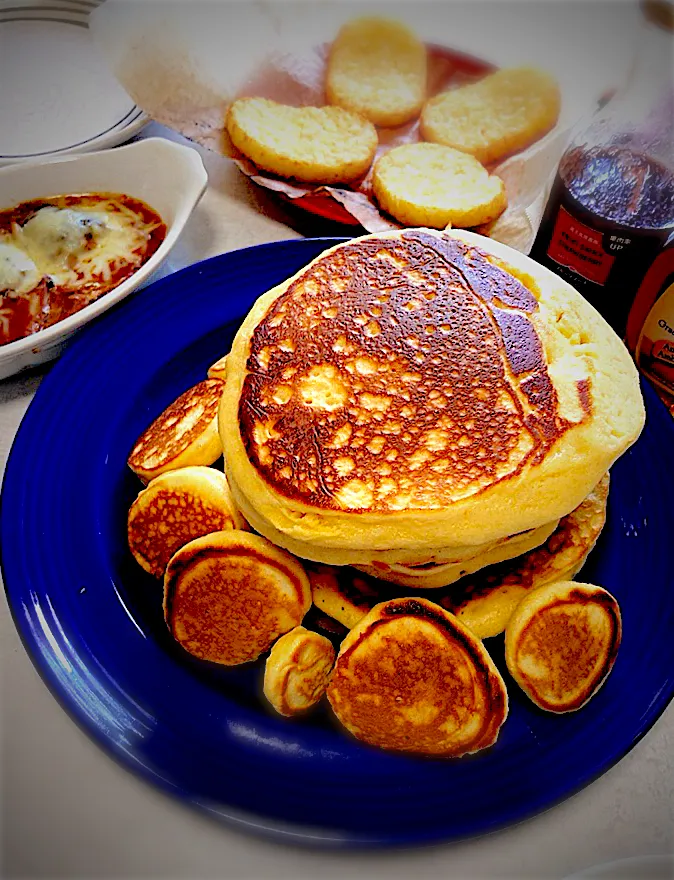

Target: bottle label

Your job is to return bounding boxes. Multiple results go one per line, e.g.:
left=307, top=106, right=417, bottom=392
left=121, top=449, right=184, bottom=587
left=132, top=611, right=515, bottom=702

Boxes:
left=529, top=149, right=674, bottom=337
left=547, top=206, right=615, bottom=285
left=636, top=281, right=674, bottom=395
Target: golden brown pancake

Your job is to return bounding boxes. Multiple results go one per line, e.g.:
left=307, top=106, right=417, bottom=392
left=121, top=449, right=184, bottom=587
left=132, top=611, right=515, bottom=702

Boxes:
left=127, top=466, right=246, bottom=578
left=163, top=531, right=311, bottom=666
left=304, top=474, right=609, bottom=637
left=220, top=229, right=643, bottom=562
left=238, top=231, right=570, bottom=512
left=207, top=354, right=229, bottom=381
left=505, top=581, right=621, bottom=712
left=129, top=378, right=225, bottom=482
left=327, top=597, right=508, bottom=756
left=443, top=473, right=609, bottom=637
left=263, top=626, right=335, bottom=716
left=353, top=518, right=559, bottom=588
left=308, top=564, right=381, bottom=629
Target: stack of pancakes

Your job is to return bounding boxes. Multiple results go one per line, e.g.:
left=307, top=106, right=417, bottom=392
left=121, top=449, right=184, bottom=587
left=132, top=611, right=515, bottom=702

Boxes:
left=219, top=229, right=644, bottom=593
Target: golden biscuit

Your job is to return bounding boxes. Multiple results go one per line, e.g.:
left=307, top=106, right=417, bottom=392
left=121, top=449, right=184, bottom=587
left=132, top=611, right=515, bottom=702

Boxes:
left=372, top=143, right=507, bottom=228
left=226, top=98, right=378, bottom=184
left=326, top=17, right=427, bottom=127
left=128, top=378, right=224, bottom=482
left=327, top=597, right=508, bottom=756
left=207, top=354, right=229, bottom=381
left=505, top=581, right=621, bottom=712
left=263, top=625, right=335, bottom=716
left=127, top=466, right=246, bottom=578
left=164, top=531, right=312, bottom=666
left=421, top=67, right=561, bottom=164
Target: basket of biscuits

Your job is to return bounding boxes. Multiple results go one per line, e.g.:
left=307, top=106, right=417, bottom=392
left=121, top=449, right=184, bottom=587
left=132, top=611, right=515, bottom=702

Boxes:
left=92, top=8, right=568, bottom=249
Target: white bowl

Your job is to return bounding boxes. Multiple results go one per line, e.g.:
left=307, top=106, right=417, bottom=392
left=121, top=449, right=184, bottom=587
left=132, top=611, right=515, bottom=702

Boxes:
left=0, top=137, right=207, bottom=380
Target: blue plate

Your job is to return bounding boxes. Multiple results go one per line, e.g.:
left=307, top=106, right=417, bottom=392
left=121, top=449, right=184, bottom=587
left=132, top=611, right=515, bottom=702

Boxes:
left=3, top=239, right=674, bottom=847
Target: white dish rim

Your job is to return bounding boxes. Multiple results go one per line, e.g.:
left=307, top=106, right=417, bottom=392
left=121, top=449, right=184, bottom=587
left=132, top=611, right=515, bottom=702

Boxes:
left=0, top=137, right=207, bottom=365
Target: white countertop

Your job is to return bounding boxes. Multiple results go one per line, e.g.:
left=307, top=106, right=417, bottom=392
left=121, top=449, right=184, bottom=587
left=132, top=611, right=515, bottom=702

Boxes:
left=2, top=3, right=674, bottom=877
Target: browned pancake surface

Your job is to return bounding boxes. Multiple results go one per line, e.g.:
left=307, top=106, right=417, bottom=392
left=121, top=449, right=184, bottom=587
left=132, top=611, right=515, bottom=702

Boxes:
left=240, top=232, right=585, bottom=511
left=165, top=539, right=309, bottom=665
left=128, top=487, right=237, bottom=578
left=129, top=378, right=224, bottom=473
left=508, top=585, right=621, bottom=711
left=327, top=598, right=507, bottom=755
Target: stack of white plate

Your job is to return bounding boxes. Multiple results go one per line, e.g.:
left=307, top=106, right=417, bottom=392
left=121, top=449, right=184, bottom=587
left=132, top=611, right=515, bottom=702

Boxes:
left=0, top=0, right=147, bottom=164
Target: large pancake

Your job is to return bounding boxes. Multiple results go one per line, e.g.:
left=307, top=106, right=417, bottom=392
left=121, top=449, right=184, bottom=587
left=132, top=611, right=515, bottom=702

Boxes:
left=326, top=597, right=508, bottom=756
left=226, top=484, right=558, bottom=567
left=444, top=473, right=609, bottom=637
left=308, top=473, right=609, bottom=638
left=220, top=229, right=643, bottom=556
left=354, top=518, right=558, bottom=587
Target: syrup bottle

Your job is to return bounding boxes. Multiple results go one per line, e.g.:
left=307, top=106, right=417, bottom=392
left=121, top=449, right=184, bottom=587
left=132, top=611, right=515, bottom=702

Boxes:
left=529, top=0, right=674, bottom=344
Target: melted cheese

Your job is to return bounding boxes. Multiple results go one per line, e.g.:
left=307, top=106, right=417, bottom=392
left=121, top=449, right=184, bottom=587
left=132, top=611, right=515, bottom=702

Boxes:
left=0, top=241, right=41, bottom=298
left=12, top=201, right=156, bottom=290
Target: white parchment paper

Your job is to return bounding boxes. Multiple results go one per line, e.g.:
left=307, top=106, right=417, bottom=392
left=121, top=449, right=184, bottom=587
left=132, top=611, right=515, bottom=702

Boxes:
left=90, top=1, right=620, bottom=251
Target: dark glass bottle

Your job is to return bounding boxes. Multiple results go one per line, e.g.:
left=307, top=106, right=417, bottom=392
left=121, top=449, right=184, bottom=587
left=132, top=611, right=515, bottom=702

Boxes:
left=529, top=0, right=674, bottom=341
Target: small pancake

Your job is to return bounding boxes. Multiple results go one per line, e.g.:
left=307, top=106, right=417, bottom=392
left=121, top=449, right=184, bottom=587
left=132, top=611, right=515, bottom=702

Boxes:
left=372, top=143, right=507, bottom=228
left=127, top=466, right=246, bottom=578
left=164, top=531, right=311, bottom=666
left=128, top=378, right=225, bottom=482
left=226, top=98, right=378, bottom=184
left=326, top=16, right=427, bottom=127
left=263, top=625, right=335, bottom=716
left=421, top=67, right=561, bottom=165
left=308, top=564, right=381, bottom=629
left=327, top=597, right=508, bottom=756
left=207, top=354, right=229, bottom=381
left=505, top=581, right=621, bottom=712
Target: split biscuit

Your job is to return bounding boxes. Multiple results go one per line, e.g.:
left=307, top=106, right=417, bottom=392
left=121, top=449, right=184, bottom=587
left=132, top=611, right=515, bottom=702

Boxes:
left=164, top=531, right=312, bottom=666
left=421, top=67, right=561, bottom=165
left=127, top=467, right=246, bottom=578
left=505, top=581, right=621, bottom=713
left=326, top=16, right=427, bottom=127
left=372, top=143, right=506, bottom=228
left=263, top=625, right=335, bottom=716
left=327, top=597, right=508, bottom=756
left=128, top=378, right=225, bottom=482
left=226, top=98, right=378, bottom=184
